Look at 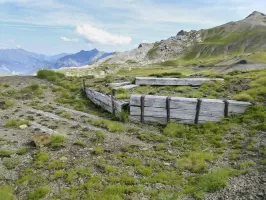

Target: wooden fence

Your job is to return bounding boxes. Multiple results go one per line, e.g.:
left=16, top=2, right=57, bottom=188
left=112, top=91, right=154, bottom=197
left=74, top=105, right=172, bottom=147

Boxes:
left=84, top=87, right=128, bottom=115
left=130, top=95, right=251, bottom=124
left=135, top=77, right=224, bottom=86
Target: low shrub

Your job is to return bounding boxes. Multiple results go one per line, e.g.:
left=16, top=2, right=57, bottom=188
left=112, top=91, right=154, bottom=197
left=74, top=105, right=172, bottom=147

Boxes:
left=1, top=99, right=14, bottom=109
left=163, top=122, right=188, bottom=137
left=177, top=152, right=215, bottom=173
left=5, top=120, right=29, bottom=128
left=48, top=160, right=66, bottom=169
left=233, top=93, right=254, bottom=101
left=73, top=140, right=86, bottom=147
left=3, top=158, right=20, bottom=169
left=93, top=146, right=104, bottom=155
left=50, top=134, right=66, bottom=148
left=29, top=186, right=50, bottom=200
left=0, top=149, right=15, bottom=157
left=60, top=112, right=73, bottom=119
left=37, top=69, right=65, bottom=81
left=192, top=168, right=232, bottom=198
left=0, top=185, right=16, bottom=200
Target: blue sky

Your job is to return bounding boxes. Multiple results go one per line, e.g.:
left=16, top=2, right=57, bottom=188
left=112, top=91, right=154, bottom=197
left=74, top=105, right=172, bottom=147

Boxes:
left=0, top=0, right=266, bottom=55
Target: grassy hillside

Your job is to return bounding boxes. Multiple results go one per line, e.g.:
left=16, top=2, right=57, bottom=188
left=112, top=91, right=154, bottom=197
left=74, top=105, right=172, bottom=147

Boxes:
left=0, top=69, right=265, bottom=199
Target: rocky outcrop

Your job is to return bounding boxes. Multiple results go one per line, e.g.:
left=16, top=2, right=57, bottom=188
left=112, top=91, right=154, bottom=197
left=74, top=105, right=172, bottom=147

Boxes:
left=87, top=11, right=266, bottom=70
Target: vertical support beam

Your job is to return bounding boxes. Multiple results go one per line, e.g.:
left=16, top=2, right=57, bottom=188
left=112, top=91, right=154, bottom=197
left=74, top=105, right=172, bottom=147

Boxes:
left=195, top=98, right=202, bottom=124
left=166, top=96, right=171, bottom=123
left=111, top=89, right=116, bottom=116
left=224, top=99, right=229, bottom=118
left=140, top=95, right=145, bottom=123
left=83, top=79, right=86, bottom=92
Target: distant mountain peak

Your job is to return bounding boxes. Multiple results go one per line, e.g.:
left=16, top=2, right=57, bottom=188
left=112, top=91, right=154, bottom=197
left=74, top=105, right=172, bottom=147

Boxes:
left=246, top=11, right=266, bottom=19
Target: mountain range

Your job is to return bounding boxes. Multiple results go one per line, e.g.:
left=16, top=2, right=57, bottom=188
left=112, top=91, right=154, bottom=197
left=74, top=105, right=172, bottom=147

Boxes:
left=2, top=11, right=266, bottom=76
left=88, top=11, right=266, bottom=72
left=0, top=48, right=112, bottom=75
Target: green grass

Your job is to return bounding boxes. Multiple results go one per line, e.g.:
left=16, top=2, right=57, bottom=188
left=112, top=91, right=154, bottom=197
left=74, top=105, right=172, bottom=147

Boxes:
left=137, top=131, right=167, bottom=143
left=1, top=99, right=15, bottom=109
left=60, top=112, right=73, bottom=119
left=0, top=185, right=16, bottom=200
left=123, top=157, right=142, bottom=166
left=48, top=160, right=66, bottom=169
left=4, top=120, right=29, bottom=128
left=34, top=152, right=49, bottom=167
left=37, top=69, right=65, bottom=81
left=191, top=168, right=233, bottom=199
left=87, top=118, right=125, bottom=133
left=0, top=149, right=16, bottom=157
left=50, top=170, right=65, bottom=180
left=177, top=152, right=215, bottom=173
left=50, top=134, right=66, bottom=148
left=73, top=140, right=86, bottom=147
left=91, top=131, right=105, bottom=143
left=233, top=93, right=254, bottom=101
left=93, top=146, right=104, bottom=155
left=164, top=122, right=189, bottom=137
left=3, top=158, right=20, bottom=169
left=29, top=186, right=50, bottom=200
left=137, top=166, right=152, bottom=176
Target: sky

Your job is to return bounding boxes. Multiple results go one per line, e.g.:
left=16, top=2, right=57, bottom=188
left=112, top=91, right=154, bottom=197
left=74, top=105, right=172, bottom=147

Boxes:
left=0, top=0, right=266, bottom=55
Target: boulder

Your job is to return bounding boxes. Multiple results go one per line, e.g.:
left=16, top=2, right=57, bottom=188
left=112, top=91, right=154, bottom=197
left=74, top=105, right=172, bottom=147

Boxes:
left=237, top=60, right=248, bottom=64
left=31, top=133, right=51, bottom=147
left=19, top=124, right=28, bottom=130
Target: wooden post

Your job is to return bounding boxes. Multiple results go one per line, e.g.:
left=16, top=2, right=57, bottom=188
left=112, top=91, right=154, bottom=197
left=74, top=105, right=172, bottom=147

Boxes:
left=83, top=79, right=86, bottom=92
left=195, top=98, right=202, bottom=124
left=166, top=96, right=171, bottom=123
left=140, top=95, right=145, bottom=123
left=111, top=89, right=116, bottom=116
left=224, top=99, right=229, bottom=118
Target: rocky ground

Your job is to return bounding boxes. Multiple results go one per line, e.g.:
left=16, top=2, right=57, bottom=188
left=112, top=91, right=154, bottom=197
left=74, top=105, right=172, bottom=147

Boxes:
left=0, top=75, right=265, bottom=200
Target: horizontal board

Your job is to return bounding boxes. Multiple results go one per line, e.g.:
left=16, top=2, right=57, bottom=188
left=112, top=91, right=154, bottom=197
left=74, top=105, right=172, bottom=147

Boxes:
left=115, top=84, right=139, bottom=90
left=130, top=106, right=196, bottom=119
left=129, top=94, right=251, bottom=125
left=85, top=87, right=128, bottom=114
left=107, top=81, right=131, bottom=87
left=130, top=95, right=198, bottom=108
left=130, top=115, right=195, bottom=124
left=135, top=77, right=224, bottom=86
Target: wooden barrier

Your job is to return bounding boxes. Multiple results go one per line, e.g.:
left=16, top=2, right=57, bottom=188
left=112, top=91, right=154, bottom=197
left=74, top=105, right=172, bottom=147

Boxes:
left=130, top=95, right=251, bottom=124
left=85, top=87, right=128, bottom=115
left=135, top=77, right=224, bottom=86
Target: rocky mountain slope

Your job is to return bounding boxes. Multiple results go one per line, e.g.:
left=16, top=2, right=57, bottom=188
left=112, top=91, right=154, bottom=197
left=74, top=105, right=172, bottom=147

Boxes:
left=91, top=11, right=266, bottom=68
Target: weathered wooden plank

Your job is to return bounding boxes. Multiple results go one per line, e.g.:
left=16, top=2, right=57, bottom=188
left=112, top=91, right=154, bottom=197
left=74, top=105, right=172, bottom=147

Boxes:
left=130, top=115, right=167, bottom=125
left=228, top=100, right=251, bottom=115
left=130, top=106, right=196, bottom=119
left=107, top=81, right=131, bottom=87
left=135, top=77, right=224, bottom=86
left=85, top=87, right=128, bottom=114
left=115, top=84, right=139, bottom=90
left=130, top=115, right=195, bottom=125
left=130, top=95, right=198, bottom=108
left=129, top=94, right=251, bottom=125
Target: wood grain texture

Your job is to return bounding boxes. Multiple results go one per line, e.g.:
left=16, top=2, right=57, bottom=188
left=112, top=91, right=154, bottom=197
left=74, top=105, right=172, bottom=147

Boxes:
left=115, top=84, right=139, bottom=90
left=107, top=81, right=131, bottom=87
left=135, top=77, right=224, bottom=86
left=85, top=87, right=128, bottom=114
left=130, top=94, right=251, bottom=124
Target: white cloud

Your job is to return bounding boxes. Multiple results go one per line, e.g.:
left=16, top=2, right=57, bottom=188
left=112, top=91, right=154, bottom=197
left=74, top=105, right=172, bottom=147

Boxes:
left=76, top=24, right=132, bottom=45
left=61, top=36, right=79, bottom=42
